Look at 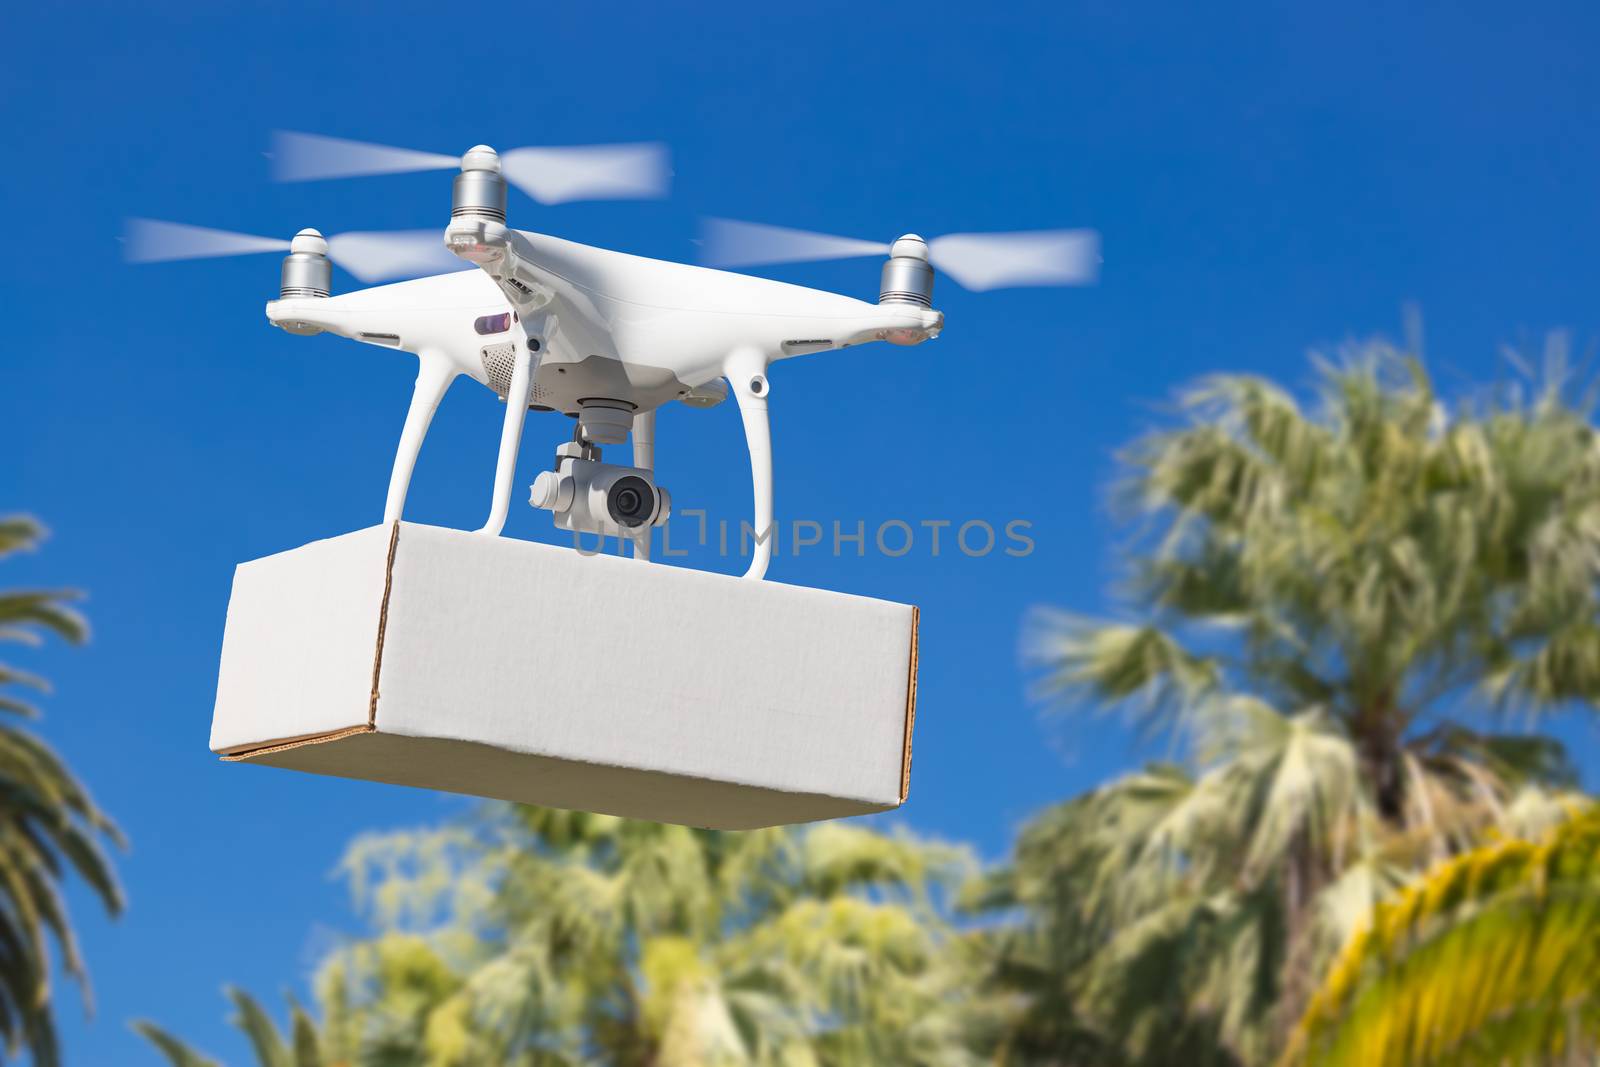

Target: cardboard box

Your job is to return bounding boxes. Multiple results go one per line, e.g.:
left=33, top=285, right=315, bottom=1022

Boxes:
left=210, top=523, right=919, bottom=829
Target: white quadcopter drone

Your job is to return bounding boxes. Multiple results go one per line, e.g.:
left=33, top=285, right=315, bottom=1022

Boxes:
left=129, top=133, right=1099, bottom=580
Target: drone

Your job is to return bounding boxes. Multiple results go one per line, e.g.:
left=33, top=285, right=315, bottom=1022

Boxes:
left=128, top=132, right=1100, bottom=580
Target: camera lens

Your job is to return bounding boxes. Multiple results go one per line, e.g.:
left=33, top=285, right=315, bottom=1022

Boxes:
left=606, top=475, right=655, bottom=528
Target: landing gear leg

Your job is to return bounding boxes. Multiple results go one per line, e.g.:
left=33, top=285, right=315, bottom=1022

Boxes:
left=726, top=349, right=773, bottom=580
left=477, top=340, right=540, bottom=536
left=384, top=351, right=457, bottom=525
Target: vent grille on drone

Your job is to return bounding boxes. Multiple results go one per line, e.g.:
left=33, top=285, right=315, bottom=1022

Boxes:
left=481, top=343, right=547, bottom=403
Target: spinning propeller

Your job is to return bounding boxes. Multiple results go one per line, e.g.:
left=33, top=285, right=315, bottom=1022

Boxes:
left=272, top=131, right=670, bottom=205
left=122, top=219, right=460, bottom=282
left=701, top=218, right=1101, bottom=291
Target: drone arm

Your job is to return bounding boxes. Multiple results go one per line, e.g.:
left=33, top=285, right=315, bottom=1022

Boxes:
left=630, top=410, right=656, bottom=562
left=477, top=340, right=540, bottom=536
left=383, top=351, right=457, bottom=524
left=726, top=349, right=773, bottom=581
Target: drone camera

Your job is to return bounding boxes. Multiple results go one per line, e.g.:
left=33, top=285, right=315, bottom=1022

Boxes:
left=878, top=234, right=934, bottom=309
left=531, top=455, right=670, bottom=538
left=605, top=474, right=651, bottom=527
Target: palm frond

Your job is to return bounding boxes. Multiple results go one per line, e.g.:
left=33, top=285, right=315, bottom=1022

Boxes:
left=226, top=986, right=293, bottom=1067
left=0, top=520, right=45, bottom=561
left=1286, top=810, right=1600, bottom=1066
left=132, top=1020, right=223, bottom=1067
left=0, top=594, right=86, bottom=648
left=1023, top=611, right=1221, bottom=736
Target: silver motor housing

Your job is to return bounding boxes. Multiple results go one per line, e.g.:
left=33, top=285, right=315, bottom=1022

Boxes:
left=279, top=228, right=331, bottom=299
left=453, top=145, right=507, bottom=222
left=878, top=234, right=934, bottom=308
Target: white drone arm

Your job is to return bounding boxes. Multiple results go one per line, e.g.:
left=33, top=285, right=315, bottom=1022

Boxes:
left=725, top=348, right=774, bottom=581
left=384, top=350, right=457, bottom=524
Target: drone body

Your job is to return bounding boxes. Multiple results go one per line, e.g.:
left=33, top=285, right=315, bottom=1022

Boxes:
left=130, top=134, right=1096, bottom=580
left=266, top=217, right=942, bottom=579
left=272, top=230, right=941, bottom=413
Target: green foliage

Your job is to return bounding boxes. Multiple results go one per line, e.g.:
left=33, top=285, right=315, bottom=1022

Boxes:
left=0, top=516, right=123, bottom=1065
left=143, top=810, right=988, bottom=1066
left=980, top=343, right=1600, bottom=1064
left=352, top=811, right=985, bottom=1066
left=1286, top=808, right=1600, bottom=1066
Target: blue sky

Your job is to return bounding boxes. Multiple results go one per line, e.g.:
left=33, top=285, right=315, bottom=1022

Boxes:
left=3, top=1, right=1599, bottom=1062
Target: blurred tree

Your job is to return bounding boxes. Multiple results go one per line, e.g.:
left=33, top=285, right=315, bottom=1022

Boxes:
left=0, top=517, right=123, bottom=1065
left=1284, top=807, right=1600, bottom=1066
left=140, top=806, right=989, bottom=1066
left=974, top=344, right=1600, bottom=1064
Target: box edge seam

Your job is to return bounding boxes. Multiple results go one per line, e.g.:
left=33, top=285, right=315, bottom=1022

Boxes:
left=368, top=520, right=401, bottom=727
left=899, top=605, right=920, bottom=804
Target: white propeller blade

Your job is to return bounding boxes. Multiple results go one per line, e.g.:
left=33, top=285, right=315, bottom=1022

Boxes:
left=123, top=219, right=464, bottom=283
left=271, top=131, right=458, bottom=182
left=324, top=230, right=462, bottom=282
left=505, top=143, right=668, bottom=204
left=502, top=143, right=669, bottom=204
left=700, top=219, right=1101, bottom=290
left=702, top=218, right=888, bottom=268
left=273, top=131, right=671, bottom=204
left=124, top=219, right=289, bottom=263
left=928, top=230, right=1100, bottom=291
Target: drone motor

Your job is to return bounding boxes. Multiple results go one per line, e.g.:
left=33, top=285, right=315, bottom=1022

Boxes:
left=278, top=229, right=331, bottom=300
left=452, top=145, right=507, bottom=222
left=878, top=234, right=934, bottom=309
left=273, top=228, right=332, bottom=335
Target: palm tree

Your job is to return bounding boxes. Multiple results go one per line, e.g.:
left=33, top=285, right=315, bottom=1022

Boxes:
left=143, top=806, right=987, bottom=1066
left=978, top=344, right=1600, bottom=1064
left=336, top=807, right=986, bottom=1066
left=1285, top=806, right=1600, bottom=1066
left=0, top=517, right=123, bottom=1064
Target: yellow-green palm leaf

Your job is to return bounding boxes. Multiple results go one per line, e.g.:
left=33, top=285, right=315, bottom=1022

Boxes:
left=1286, top=808, right=1600, bottom=1066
